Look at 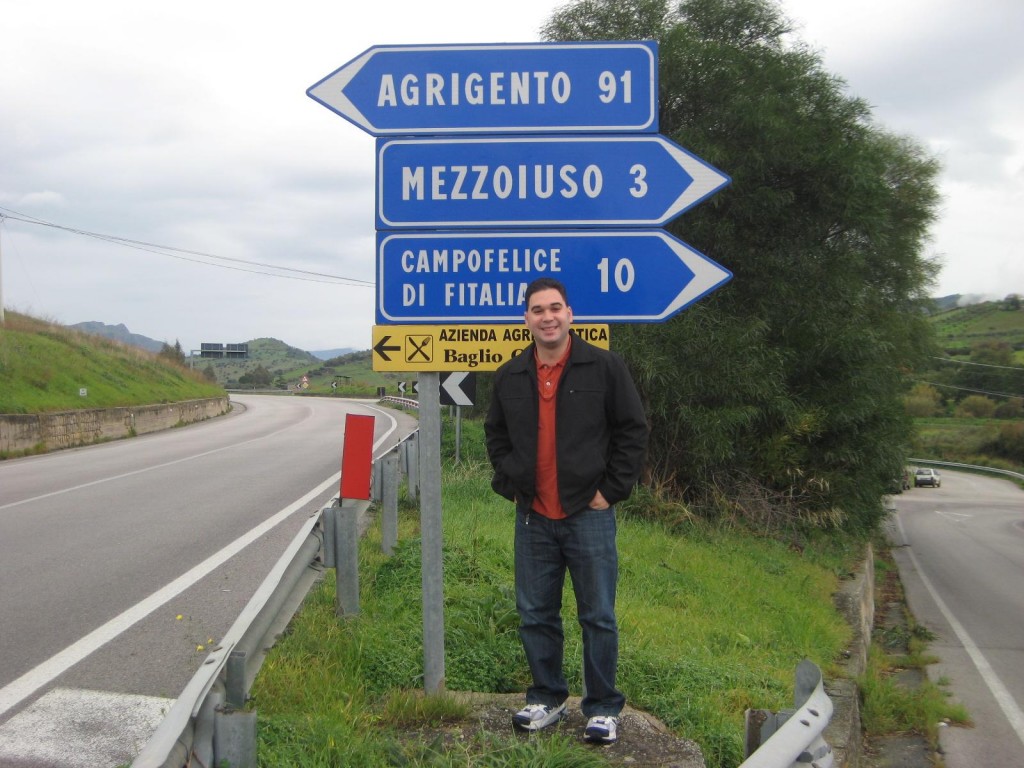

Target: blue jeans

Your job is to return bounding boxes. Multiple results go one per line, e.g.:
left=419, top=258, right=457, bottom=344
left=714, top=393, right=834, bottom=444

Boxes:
left=514, top=505, right=624, bottom=718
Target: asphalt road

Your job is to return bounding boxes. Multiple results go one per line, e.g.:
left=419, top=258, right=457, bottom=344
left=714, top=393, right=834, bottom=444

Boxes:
left=890, top=468, right=1024, bottom=766
left=0, top=394, right=418, bottom=767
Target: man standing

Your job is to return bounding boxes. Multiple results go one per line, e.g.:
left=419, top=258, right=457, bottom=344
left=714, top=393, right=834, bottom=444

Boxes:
left=484, top=277, right=648, bottom=744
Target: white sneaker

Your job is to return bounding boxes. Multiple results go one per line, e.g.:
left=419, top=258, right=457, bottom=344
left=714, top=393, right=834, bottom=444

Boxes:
left=512, top=702, right=567, bottom=731
left=584, top=715, right=619, bottom=743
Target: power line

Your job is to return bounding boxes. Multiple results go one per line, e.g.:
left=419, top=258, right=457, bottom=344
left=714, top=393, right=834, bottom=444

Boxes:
left=916, top=380, right=1023, bottom=402
left=930, top=356, right=1024, bottom=372
left=0, top=207, right=374, bottom=287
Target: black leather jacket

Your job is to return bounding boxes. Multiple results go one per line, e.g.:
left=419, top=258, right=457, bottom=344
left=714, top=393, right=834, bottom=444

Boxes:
left=485, top=331, right=648, bottom=515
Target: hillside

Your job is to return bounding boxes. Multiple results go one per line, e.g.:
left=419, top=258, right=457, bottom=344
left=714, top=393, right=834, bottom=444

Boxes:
left=66, top=321, right=398, bottom=395
left=192, top=339, right=400, bottom=395
left=0, top=313, right=225, bottom=414
left=193, top=337, right=319, bottom=384
left=926, top=296, right=1024, bottom=361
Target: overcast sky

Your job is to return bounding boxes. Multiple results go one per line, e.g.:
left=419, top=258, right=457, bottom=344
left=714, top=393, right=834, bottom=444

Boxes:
left=2, top=0, right=1021, bottom=354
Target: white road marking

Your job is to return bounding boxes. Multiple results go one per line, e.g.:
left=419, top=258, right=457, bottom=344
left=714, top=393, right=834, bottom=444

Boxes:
left=0, top=473, right=339, bottom=719
left=897, top=514, right=1024, bottom=749
left=0, top=688, right=171, bottom=768
left=935, top=510, right=973, bottom=523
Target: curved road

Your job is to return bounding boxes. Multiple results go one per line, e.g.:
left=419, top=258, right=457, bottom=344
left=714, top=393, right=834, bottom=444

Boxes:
left=0, top=394, right=418, bottom=767
left=891, top=468, right=1024, bottom=766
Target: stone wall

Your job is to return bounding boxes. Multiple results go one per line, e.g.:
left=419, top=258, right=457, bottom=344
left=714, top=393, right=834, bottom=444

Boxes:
left=826, top=541, right=875, bottom=768
left=0, top=397, right=230, bottom=455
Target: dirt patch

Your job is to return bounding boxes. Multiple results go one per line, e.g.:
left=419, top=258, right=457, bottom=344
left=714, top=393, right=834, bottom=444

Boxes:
left=400, top=692, right=706, bottom=767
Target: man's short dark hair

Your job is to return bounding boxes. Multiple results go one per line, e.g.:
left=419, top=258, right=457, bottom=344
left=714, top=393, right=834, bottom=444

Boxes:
left=525, top=277, right=568, bottom=307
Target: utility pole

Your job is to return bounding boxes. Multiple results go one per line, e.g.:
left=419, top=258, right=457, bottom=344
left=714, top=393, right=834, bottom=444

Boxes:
left=0, top=213, right=6, bottom=325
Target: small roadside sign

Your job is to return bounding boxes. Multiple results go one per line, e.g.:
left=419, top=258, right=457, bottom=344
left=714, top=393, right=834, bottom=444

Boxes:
left=372, top=323, right=610, bottom=372
left=439, top=372, right=476, bottom=407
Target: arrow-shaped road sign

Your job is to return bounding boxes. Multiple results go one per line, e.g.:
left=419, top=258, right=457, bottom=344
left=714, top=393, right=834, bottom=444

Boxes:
left=307, top=42, right=658, bottom=136
left=440, top=372, right=476, bottom=407
left=376, top=230, right=732, bottom=324
left=376, top=135, right=730, bottom=229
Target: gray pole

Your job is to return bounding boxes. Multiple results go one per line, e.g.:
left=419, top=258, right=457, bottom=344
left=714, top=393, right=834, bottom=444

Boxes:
left=0, top=215, right=6, bottom=325
left=418, top=372, right=445, bottom=693
left=334, top=501, right=360, bottom=617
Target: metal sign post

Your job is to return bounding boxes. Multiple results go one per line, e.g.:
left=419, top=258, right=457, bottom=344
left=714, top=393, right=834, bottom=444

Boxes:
left=417, top=372, right=445, bottom=692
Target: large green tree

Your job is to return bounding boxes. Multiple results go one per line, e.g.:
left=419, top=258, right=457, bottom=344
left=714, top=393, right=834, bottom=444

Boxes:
left=543, top=0, right=941, bottom=530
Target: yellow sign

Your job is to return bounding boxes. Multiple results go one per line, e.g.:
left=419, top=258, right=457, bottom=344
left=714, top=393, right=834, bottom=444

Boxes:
left=372, top=324, right=611, bottom=372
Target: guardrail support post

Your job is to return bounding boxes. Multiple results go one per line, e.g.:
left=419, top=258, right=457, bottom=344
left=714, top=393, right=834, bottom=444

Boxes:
left=372, top=458, right=383, bottom=502
left=334, top=500, right=360, bottom=616
left=213, top=707, right=257, bottom=768
left=225, top=650, right=247, bottom=709
left=322, top=500, right=338, bottom=569
left=406, top=432, right=419, bottom=502
left=382, top=451, right=400, bottom=556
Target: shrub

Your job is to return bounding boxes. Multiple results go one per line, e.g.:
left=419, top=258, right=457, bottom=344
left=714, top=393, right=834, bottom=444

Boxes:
left=994, top=400, right=1024, bottom=419
left=984, top=423, right=1024, bottom=463
left=954, top=395, right=996, bottom=419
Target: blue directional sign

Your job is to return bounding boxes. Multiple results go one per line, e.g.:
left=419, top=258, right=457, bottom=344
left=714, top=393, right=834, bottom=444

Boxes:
left=376, top=230, right=732, bottom=323
left=376, top=135, right=731, bottom=229
left=376, top=134, right=729, bottom=228
left=307, top=42, right=658, bottom=136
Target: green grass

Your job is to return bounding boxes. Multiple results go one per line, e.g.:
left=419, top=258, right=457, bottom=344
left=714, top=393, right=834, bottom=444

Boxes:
left=859, top=645, right=971, bottom=744
left=0, top=312, right=224, bottom=414
left=251, top=420, right=854, bottom=768
left=859, top=550, right=971, bottom=746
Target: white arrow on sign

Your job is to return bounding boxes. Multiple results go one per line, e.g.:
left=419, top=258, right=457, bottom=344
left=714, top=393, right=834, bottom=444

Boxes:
left=441, top=372, right=474, bottom=407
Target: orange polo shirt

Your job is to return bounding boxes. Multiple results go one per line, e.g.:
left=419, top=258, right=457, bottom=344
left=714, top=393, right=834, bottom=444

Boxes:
left=531, top=339, right=571, bottom=519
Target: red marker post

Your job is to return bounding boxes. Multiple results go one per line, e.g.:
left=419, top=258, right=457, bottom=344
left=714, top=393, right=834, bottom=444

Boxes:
left=340, top=414, right=375, bottom=499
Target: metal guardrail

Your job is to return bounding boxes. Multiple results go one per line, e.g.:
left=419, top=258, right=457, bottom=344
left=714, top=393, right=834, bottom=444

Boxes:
left=908, top=457, right=1024, bottom=483
left=132, top=432, right=417, bottom=768
left=380, top=395, right=420, bottom=410
left=741, top=660, right=834, bottom=768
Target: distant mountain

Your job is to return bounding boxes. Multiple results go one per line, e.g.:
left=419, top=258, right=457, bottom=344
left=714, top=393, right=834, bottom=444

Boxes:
left=932, top=293, right=1010, bottom=313
left=932, top=295, right=961, bottom=312
left=70, top=321, right=165, bottom=353
left=311, top=347, right=356, bottom=360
